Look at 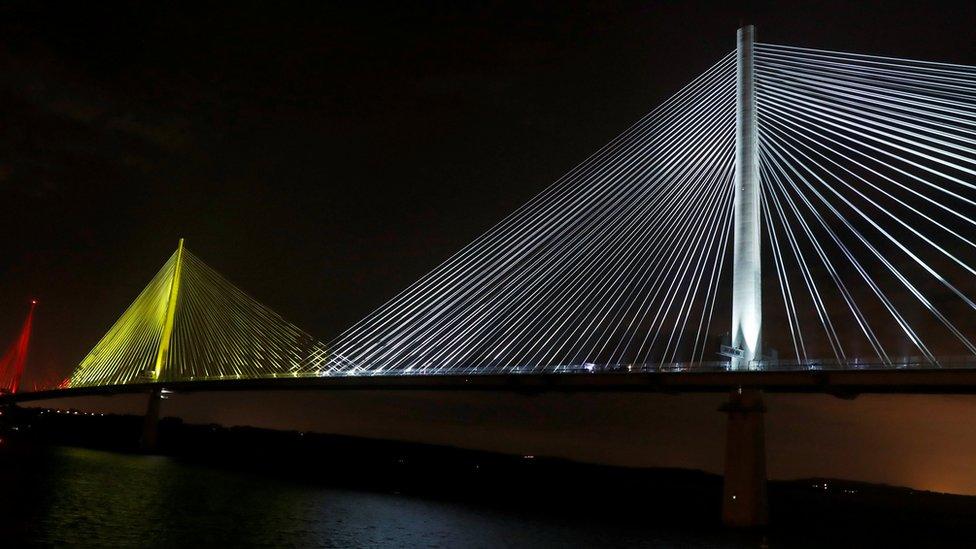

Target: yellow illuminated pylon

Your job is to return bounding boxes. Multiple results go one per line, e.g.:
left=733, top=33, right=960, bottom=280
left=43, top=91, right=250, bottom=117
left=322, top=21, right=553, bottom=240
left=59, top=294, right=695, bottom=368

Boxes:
left=153, top=238, right=184, bottom=380
left=70, top=237, right=319, bottom=388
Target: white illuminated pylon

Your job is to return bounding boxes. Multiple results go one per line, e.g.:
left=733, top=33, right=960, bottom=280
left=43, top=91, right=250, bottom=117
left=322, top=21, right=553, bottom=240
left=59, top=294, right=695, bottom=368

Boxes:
left=731, top=25, right=763, bottom=369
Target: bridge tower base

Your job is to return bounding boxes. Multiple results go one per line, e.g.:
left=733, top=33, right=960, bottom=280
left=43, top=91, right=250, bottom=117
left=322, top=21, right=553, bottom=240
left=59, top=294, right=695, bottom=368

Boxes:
left=720, top=388, right=768, bottom=527
left=139, top=387, right=162, bottom=452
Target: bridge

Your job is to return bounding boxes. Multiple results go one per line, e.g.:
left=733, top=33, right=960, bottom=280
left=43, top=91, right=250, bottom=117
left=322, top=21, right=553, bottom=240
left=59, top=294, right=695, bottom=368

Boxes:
left=4, top=26, right=976, bottom=527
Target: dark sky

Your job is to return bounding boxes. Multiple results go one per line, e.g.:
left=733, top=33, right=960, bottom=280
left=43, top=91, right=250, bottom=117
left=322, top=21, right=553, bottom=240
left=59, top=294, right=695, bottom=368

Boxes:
left=3, top=1, right=976, bottom=493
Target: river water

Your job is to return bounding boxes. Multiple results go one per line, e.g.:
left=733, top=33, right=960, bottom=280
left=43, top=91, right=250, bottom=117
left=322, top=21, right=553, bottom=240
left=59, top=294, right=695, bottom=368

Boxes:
left=0, top=445, right=774, bottom=547
left=2, top=445, right=967, bottom=548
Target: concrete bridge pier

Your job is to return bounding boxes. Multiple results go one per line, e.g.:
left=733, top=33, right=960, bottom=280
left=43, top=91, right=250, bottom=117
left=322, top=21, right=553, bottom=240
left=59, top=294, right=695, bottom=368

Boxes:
left=720, top=387, right=768, bottom=527
left=139, top=386, right=162, bottom=452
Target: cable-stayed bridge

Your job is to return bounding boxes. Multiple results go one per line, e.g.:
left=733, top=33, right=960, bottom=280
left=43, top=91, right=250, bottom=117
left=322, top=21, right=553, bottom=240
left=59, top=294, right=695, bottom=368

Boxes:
left=5, top=27, right=976, bottom=526
left=55, top=30, right=976, bottom=386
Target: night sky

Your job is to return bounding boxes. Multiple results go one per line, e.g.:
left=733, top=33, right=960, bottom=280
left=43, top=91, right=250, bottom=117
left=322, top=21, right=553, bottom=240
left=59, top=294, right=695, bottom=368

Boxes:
left=3, top=2, right=976, bottom=493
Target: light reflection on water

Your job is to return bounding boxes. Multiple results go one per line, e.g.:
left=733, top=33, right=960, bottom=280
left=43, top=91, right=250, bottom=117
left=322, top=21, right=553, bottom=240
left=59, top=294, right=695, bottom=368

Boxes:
left=2, top=446, right=746, bottom=548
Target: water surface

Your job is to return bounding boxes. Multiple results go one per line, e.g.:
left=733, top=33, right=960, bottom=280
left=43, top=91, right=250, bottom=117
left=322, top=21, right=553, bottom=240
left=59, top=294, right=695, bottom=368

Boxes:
left=3, top=446, right=750, bottom=547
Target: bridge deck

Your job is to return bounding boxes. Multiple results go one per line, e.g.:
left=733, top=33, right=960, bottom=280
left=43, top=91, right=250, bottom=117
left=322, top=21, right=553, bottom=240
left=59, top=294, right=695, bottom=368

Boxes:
left=9, top=368, right=976, bottom=404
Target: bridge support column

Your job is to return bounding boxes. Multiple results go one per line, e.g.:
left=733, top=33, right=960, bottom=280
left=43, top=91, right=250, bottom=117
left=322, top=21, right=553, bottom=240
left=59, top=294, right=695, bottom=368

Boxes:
left=140, top=386, right=162, bottom=452
left=721, top=387, right=768, bottom=527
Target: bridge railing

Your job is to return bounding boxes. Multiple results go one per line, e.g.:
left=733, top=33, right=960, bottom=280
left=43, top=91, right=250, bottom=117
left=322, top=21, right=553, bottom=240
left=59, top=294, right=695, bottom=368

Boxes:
left=317, top=356, right=976, bottom=377
left=63, top=355, right=976, bottom=389
left=339, top=355, right=976, bottom=375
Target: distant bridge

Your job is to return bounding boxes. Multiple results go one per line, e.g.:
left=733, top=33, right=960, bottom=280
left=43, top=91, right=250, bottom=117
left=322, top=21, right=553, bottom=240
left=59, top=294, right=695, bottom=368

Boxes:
left=5, top=26, right=976, bottom=526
